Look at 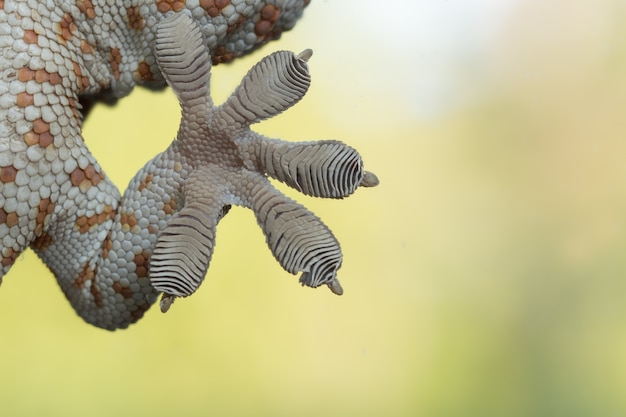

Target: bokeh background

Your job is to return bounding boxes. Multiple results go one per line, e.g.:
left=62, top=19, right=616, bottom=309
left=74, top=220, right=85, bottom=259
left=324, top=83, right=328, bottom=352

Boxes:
left=2, top=0, right=626, bottom=415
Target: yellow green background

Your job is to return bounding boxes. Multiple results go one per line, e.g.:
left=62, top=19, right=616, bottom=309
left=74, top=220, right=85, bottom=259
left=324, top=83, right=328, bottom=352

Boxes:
left=2, top=1, right=626, bottom=415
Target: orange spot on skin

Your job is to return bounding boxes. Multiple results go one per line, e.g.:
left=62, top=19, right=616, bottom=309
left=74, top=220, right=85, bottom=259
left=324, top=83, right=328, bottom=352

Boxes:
left=80, top=40, right=95, bottom=54
left=254, top=20, right=272, bottom=37
left=5, top=212, right=18, bottom=227
left=74, top=265, right=94, bottom=288
left=2, top=248, right=20, bottom=268
left=49, top=72, right=62, bottom=85
left=72, top=61, right=90, bottom=92
left=200, top=0, right=230, bottom=18
left=70, top=167, right=85, bottom=186
left=68, top=97, right=81, bottom=119
left=134, top=252, right=150, bottom=278
left=70, top=165, right=105, bottom=191
left=83, top=164, right=100, bottom=185
left=156, top=0, right=185, bottom=13
left=19, top=68, right=63, bottom=85
left=130, top=303, right=150, bottom=322
left=34, top=69, right=49, bottom=83
left=91, top=282, right=103, bottom=308
left=31, top=231, right=53, bottom=251
left=16, top=92, right=34, bottom=107
left=101, top=230, right=113, bottom=259
left=23, top=29, right=38, bottom=44
left=75, top=215, right=89, bottom=233
left=34, top=198, right=54, bottom=237
left=0, top=207, right=19, bottom=234
left=24, top=129, right=54, bottom=148
left=137, top=173, right=153, bottom=191
left=255, top=4, right=281, bottom=39
left=162, top=199, right=177, bottom=215
left=260, top=4, right=278, bottom=20
left=120, top=286, right=133, bottom=299
left=82, top=278, right=103, bottom=307
left=120, top=212, right=138, bottom=228
left=75, top=204, right=115, bottom=233
left=57, top=13, right=77, bottom=43
left=77, top=0, right=96, bottom=19
left=25, top=120, right=54, bottom=148
left=109, top=48, right=122, bottom=81
left=23, top=132, right=38, bottom=146
left=212, top=46, right=235, bottom=64
left=126, top=6, right=145, bottom=29
left=0, top=165, right=17, bottom=183
left=33, top=118, right=49, bottom=134
left=113, top=282, right=134, bottom=299
left=97, top=205, right=115, bottom=225
left=74, top=265, right=103, bottom=308
left=17, top=68, right=35, bottom=82
left=192, top=1, right=275, bottom=53
left=39, top=131, right=54, bottom=147
left=39, top=197, right=54, bottom=215
left=135, top=61, right=153, bottom=82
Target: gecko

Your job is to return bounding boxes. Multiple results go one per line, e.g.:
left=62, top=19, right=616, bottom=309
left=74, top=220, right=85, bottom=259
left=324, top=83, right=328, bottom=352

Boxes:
left=0, top=0, right=378, bottom=330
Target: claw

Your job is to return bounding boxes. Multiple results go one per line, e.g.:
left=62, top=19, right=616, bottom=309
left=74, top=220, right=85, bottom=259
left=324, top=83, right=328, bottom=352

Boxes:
left=328, top=278, right=344, bottom=296
left=360, top=171, right=380, bottom=188
left=160, top=293, right=176, bottom=313
left=298, top=49, right=313, bottom=61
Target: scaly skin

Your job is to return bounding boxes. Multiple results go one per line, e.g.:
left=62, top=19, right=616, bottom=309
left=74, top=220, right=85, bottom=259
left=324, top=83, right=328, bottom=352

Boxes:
left=0, top=1, right=378, bottom=330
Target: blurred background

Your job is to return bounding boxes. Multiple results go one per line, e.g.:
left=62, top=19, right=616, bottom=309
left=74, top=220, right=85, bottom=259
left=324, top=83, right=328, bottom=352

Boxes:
left=2, top=0, right=626, bottom=415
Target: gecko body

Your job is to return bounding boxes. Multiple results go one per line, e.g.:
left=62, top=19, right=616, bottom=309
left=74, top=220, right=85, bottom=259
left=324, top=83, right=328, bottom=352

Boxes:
left=0, top=1, right=377, bottom=330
